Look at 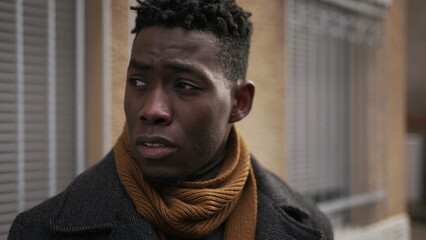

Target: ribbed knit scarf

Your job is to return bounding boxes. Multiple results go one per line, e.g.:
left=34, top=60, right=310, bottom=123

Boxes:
left=114, top=126, right=257, bottom=240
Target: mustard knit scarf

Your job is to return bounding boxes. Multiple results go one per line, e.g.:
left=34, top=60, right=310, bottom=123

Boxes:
left=114, top=126, right=257, bottom=240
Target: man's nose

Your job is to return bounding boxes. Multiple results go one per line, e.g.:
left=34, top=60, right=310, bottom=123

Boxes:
left=138, top=88, right=172, bottom=125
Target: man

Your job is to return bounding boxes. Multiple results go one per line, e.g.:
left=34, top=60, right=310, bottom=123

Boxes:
left=8, top=0, right=333, bottom=239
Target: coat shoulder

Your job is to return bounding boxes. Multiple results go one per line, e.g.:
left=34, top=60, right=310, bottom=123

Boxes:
left=8, top=151, right=119, bottom=240
left=252, top=157, right=334, bottom=239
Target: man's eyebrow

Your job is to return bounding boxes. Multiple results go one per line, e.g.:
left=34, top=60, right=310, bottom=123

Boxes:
left=164, top=62, right=208, bottom=79
left=129, top=59, right=210, bottom=79
left=129, top=59, right=152, bottom=70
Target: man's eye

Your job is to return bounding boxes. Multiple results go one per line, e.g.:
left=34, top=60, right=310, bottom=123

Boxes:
left=129, top=78, right=146, bottom=87
left=175, top=82, right=198, bottom=90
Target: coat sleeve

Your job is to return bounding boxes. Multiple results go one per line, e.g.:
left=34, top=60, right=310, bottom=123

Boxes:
left=8, top=213, right=24, bottom=240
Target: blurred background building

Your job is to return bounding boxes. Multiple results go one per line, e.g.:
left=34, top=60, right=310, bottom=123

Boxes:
left=0, top=0, right=424, bottom=239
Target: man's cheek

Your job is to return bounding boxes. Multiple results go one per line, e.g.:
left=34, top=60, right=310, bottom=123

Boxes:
left=124, top=101, right=138, bottom=118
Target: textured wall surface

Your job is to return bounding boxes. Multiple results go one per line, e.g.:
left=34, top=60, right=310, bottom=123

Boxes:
left=86, top=0, right=105, bottom=167
left=110, top=0, right=129, bottom=148
left=385, top=0, right=407, bottom=217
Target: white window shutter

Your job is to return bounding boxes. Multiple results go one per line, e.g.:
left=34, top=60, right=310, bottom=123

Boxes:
left=286, top=0, right=385, bottom=206
left=0, top=0, right=79, bottom=237
left=0, top=0, right=19, bottom=237
left=23, top=0, right=50, bottom=210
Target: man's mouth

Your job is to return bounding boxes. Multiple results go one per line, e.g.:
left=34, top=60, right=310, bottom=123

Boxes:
left=138, top=143, right=177, bottom=159
left=135, top=135, right=177, bottom=160
left=143, top=143, right=166, bottom=148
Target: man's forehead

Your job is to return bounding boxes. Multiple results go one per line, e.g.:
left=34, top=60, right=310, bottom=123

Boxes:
left=130, top=27, right=221, bottom=67
left=131, top=26, right=218, bottom=52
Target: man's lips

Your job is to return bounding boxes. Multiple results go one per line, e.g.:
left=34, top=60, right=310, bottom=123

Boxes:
left=134, top=135, right=177, bottom=159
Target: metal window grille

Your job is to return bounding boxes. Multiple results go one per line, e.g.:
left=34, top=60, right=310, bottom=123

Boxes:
left=0, top=0, right=82, bottom=237
left=285, top=0, right=387, bottom=224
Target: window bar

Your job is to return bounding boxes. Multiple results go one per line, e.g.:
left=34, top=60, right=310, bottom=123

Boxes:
left=319, top=189, right=387, bottom=214
left=378, top=39, right=388, bottom=191
left=48, top=0, right=57, bottom=197
left=16, top=0, right=25, bottom=212
left=361, top=39, right=369, bottom=192
left=76, top=0, right=86, bottom=175
left=340, top=30, right=350, bottom=200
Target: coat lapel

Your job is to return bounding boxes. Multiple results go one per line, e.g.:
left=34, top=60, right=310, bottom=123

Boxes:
left=255, top=193, right=325, bottom=240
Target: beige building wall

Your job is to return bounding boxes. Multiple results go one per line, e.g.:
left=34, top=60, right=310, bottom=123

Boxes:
left=236, top=0, right=287, bottom=178
left=385, top=0, right=407, bottom=217
left=110, top=0, right=129, bottom=149
left=352, top=0, right=408, bottom=224
left=86, top=0, right=131, bottom=167
left=86, top=0, right=105, bottom=167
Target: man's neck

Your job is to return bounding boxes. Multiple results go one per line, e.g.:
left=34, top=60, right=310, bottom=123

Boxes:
left=185, top=150, right=228, bottom=182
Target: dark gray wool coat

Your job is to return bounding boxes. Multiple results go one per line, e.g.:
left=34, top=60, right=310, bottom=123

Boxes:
left=8, top=150, right=333, bottom=240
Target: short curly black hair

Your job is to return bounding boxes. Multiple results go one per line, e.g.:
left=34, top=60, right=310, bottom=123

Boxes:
left=130, top=0, right=253, bottom=83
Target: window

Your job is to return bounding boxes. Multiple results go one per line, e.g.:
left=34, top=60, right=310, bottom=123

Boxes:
left=285, top=0, right=388, bottom=226
left=0, top=0, right=83, bottom=237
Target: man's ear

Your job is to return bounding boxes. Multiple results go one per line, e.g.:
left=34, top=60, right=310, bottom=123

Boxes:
left=229, top=80, right=255, bottom=123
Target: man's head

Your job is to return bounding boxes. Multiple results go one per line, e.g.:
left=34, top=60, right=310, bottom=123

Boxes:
left=130, top=0, right=252, bottom=84
left=124, top=0, right=255, bottom=188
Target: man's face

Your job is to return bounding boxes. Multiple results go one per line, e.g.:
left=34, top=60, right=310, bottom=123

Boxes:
left=125, top=26, right=234, bottom=188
